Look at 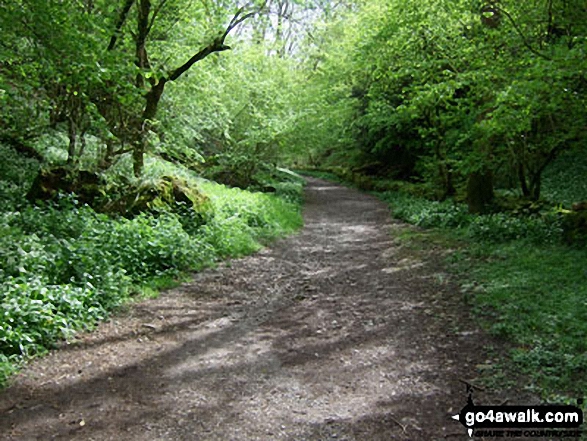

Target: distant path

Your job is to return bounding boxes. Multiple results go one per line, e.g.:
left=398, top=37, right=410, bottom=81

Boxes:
left=0, top=178, right=499, bottom=440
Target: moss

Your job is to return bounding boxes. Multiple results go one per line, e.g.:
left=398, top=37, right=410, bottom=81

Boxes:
left=101, top=176, right=214, bottom=227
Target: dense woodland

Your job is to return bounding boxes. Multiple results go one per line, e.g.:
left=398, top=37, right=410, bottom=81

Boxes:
left=1, top=0, right=587, bottom=401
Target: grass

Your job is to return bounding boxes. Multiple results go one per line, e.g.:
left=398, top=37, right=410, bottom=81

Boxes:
left=460, top=242, right=587, bottom=398
left=134, top=274, right=187, bottom=300
left=304, top=164, right=587, bottom=402
left=0, top=144, right=304, bottom=387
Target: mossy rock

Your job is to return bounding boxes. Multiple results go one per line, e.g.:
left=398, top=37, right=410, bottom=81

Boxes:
left=27, top=167, right=102, bottom=205
left=562, top=202, right=587, bottom=246
left=102, top=176, right=214, bottom=228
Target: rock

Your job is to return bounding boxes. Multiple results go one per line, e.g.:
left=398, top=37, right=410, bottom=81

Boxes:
left=101, top=175, right=214, bottom=226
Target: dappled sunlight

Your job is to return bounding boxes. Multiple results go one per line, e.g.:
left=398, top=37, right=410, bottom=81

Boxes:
left=0, top=178, right=502, bottom=440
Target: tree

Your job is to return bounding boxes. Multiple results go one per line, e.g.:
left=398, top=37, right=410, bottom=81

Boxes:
left=289, top=0, right=587, bottom=208
left=1, top=0, right=268, bottom=176
left=106, top=0, right=269, bottom=176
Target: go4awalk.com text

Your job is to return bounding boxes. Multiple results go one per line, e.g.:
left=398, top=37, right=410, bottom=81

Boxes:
left=451, top=386, right=584, bottom=438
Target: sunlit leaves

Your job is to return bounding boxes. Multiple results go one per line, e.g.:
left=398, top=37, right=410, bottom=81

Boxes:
left=293, top=0, right=587, bottom=199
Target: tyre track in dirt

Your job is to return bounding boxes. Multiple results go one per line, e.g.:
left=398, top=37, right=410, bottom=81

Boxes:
left=0, top=178, right=504, bottom=440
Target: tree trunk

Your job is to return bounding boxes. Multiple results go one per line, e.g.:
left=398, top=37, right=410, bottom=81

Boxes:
left=433, top=138, right=454, bottom=199
left=132, top=79, right=166, bottom=177
left=530, top=171, right=542, bottom=201
left=518, top=162, right=530, bottom=197
left=466, top=169, right=494, bottom=214
left=67, top=118, right=77, bottom=165
left=132, top=142, right=145, bottom=177
left=76, top=131, right=87, bottom=165
left=136, top=0, right=151, bottom=88
left=443, top=166, right=456, bottom=199
left=125, top=4, right=261, bottom=176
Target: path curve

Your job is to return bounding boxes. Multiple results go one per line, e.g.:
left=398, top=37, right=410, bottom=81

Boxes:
left=0, top=178, right=492, bottom=440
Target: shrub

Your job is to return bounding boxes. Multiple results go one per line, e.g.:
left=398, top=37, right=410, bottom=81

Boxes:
left=467, top=213, right=563, bottom=244
left=380, top=189, right=563, bottom=245
left=0, top=161, right=303, bottom=387
left=0, top=144, right=40, bottom=210
left=0, top=278, right=105, bottom=355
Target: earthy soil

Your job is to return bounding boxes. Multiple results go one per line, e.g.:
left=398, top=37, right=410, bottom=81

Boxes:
left=0, top=178, right=532, bottom=440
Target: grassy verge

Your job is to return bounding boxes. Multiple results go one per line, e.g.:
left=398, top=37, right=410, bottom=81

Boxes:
left=0, top=145, right=304, bottom=387
left=300, top=168, right=587, bottom=402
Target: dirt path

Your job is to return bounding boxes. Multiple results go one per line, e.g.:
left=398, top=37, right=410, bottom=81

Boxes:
left=0, top=178, right=507, bottom=440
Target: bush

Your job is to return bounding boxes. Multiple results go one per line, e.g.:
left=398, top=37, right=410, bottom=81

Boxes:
left=0, top=161, right=303, bottom=387
left=542, top=148, right=587, bottom=206
left=466, top=213, right=563, bottom=244
left=0, top=276, right=110, bottom=357
left=85, top=213, right=216, bottom=280
left=0, top=144, right=40, bottom=210
left=380, top=190, right=563, bottom=245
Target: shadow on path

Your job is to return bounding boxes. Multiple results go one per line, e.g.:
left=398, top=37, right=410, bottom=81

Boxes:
left=0, top=178, right=501, bottom=440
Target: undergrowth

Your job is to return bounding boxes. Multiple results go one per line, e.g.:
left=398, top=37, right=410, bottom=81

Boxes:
left=0, top=145, right=304, bottom=387
left=459, top=242, right=587, bottom=398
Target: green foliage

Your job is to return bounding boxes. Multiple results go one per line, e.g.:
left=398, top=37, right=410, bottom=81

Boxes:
left=0, top=154, right=302, bottom=387
left=161, top=44, right=305, bottom=186
left=0, top=277, right=110, bottom=356
left=462, top=243, right=587, bottom=396
left=542, top=148, right=587, bottom=206
left=396, top=214, right=587, bottom=399
left=0, top=145, right=40, bottom=209
left=381, top=192, right=470, bottom=228
left=200, top=180, right=302, bottom=256
left=292, top=0, right=587, bottom=203
left=380, top=189, right=563, bottom=244
left=250, top=168, right=306, bottom=204
left=325, top=168, right=580, bottom=398
left=2, top=0, right=585, bottom=402
left=467, top=213, right=563, bottom=244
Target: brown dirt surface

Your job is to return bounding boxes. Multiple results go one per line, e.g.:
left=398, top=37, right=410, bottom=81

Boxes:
left=0, top=178, right=536, bottom=440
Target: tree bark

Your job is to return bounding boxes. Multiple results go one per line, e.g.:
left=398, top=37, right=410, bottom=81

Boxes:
left=67, top=118, right=77, bottom=164
left=466, top=169, right=494, bottom=214
left=518, top=162, right=530, bottom=197
left=127, top=3, right=265, bottom=176
left=132, top=79, right=166, bottom=176
left=108, top=0, right=135, bottom=51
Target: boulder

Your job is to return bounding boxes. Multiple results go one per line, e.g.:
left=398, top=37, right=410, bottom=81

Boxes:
left=102, top=176, right=214, bottom=228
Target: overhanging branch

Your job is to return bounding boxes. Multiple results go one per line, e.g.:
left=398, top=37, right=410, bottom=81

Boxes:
left=494, top=6, right=552, bottom=61
left=167, top=41, right=231, bottom=82
left=147, top=0, right=169, bottom=35
left=167, top=2, right=267, bottom=83
left=108, top=0, right=136, bottom=51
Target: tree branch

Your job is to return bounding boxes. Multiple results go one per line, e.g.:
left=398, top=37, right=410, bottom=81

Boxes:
left=108, top=0, right=135, bottom=51
left=114, top=147, right=135, bottom=156
left=222, top=7, right=259, bottom=41
left=494, top=6, right=552, bottom=61
left=147, top=0, right=169, bottom=35
left=167, top=41, right=230, bottom=82
left=167, top=2, right=266, bottom=83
